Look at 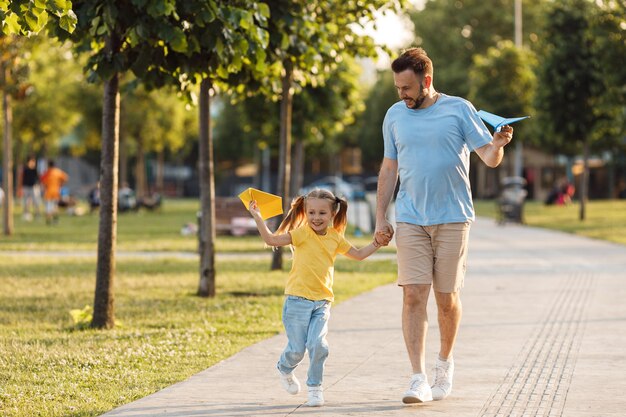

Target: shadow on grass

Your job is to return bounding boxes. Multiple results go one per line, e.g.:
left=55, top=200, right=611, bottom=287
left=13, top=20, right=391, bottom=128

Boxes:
left=226, top=289, right=284, bottom=297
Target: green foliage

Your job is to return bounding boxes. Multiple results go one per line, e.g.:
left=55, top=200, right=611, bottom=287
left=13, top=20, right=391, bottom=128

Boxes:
left=350, top=70, right=400, bottom=172
left=69, top=305, right=93, bottom=329
left=535, top=0, right=602, bottom=155
left=468, top=40, right=537, bottom=142
left=10, top=36, right=85, bottom=156
left=122, top=84, right=194, bottom=154
left=214, top=56, right=366, bottom=163
left=410, top=0, right=546, bottom=97
left=50, top=1, right=270, bottom=96
left=248, top=0, right=409, bottom=99
left=0, top=0, right=76, bottom=35
left=589, top=1, right=626, bottom=148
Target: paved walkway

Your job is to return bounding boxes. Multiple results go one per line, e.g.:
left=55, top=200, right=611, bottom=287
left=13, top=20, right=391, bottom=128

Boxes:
left=101, top=217, right=626, bottom=417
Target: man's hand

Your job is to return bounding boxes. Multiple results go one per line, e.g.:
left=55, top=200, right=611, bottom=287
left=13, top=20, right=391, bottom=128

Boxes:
left=375, top=220, right=394, bottom=246
left=493, top=125, right=514, bottom=148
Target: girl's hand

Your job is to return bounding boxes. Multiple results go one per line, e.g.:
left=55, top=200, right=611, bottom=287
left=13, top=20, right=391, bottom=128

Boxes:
left=248, top=200, right=262, bottom=218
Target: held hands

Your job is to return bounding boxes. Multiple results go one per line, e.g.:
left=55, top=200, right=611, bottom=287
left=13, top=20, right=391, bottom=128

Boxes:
left=493, top=125, right=514, bottom=148
left=374, top=221, right=394, bottom=247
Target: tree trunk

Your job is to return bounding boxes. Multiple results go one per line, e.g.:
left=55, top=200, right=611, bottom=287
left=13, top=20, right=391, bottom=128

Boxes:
left=271, top=60, right=294, bottom=271
left=119, top=132, right=128, bottom=189
left=579, top=138, right=590, bottom=221
left=197, top=78, right=216, bottom=297
left=156, top=150, right=164, bottom=193
left=92, top=34, right=121, bottom=329
left=292, top=139, right=304, bottom=197
left=135, top=135, right=146, bottom=199
left=2, top=74, right=13, bottom=236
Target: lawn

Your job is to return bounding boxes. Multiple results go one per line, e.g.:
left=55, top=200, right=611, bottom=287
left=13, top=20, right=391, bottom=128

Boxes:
left=1, top=197, right=624, bottom=416
left=0, top=256, right=396, bottom=417
left=0, top=200, right=395, bottom=417
left=473, top=199, right=626, bottom=245
left=0, top=199, right=386, bottom=253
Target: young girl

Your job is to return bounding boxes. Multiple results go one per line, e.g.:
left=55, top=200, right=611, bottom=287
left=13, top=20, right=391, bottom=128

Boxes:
left=248, top=188, right=387, bottom=407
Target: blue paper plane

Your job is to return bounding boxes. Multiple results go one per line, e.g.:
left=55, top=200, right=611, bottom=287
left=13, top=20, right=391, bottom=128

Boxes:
left=477, top=110, right=530, bottom=132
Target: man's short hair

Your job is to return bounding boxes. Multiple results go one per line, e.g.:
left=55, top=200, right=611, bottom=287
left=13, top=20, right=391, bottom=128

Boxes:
left=391, top=47, right=433, bottom=78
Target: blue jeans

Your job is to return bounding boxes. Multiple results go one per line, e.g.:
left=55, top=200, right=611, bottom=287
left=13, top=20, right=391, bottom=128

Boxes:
left=277, top=295, right=331, bottom=387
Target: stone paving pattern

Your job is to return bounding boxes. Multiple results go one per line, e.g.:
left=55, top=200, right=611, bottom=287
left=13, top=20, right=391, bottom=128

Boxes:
left=101, top=217, right=626, bottom=417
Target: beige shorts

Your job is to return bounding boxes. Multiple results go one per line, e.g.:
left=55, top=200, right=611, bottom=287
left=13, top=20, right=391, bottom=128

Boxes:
left=396, top=222, right=470, bottom=293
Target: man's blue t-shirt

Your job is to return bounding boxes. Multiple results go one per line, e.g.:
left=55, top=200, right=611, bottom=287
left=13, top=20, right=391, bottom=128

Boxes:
left=382, top=94, right=492, bottom=226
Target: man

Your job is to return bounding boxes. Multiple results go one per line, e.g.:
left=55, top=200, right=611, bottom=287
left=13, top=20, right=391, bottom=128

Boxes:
left=40, top=160, right=69, bottom=224
left=374, top=47, right=513, bottom=404
left=21, top=155, right=42, bottom=221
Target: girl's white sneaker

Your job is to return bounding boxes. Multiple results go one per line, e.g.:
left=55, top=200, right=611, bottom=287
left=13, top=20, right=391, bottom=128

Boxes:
left=306, top=386, right=324, bottom=407
left=278, top=369, right=300, bottom=395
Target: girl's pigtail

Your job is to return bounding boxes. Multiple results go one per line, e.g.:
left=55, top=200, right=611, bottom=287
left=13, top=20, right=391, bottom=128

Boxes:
left=276, top=195, right=306, bottom=235
left=332, top=196, right=349, bottom=234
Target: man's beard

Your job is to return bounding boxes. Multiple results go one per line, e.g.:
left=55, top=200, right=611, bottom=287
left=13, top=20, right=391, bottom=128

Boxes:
left=404, top=84, right=427, bottom=109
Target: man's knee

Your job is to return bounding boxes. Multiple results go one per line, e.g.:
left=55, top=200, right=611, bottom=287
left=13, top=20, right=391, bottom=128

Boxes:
left=403, top=285, right=430, bottom=309
left=435, top=291, right=462, bottom=315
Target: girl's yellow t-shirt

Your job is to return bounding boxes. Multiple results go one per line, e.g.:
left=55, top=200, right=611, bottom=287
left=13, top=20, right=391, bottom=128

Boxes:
left=286, top=225, right=352, bottom=302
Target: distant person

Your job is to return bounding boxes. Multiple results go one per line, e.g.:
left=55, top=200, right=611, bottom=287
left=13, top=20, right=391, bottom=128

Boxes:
left=118, top=182, right=137, bottom=212
left=88, top=182, right=100, bottom=213
left=40, top=160, right=68, bottom=224
left=247, top=188, right=388, bottom=407
left=375, top=47, right=514, bottom=404
left=58, top=185, right=79, bottom=215
left=545, top=177, right=574, bottom=206
left=559, top=180, right=575, bottom=205
left=21, top=155, right=42, bottom=221
left=619, top=180, right=626, bottom=199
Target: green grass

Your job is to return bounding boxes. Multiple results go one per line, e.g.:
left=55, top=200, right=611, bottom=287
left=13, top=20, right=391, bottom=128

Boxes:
left=3, top=197, right=624, bottom=416
left=0, top=199, right=388, bottom=253
left=0, top=255, right=396, bottom=417
left=474, top=199, right=626, bottom=245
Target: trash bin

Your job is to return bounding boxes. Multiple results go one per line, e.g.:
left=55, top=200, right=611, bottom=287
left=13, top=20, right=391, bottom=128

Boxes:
left=497, top=176, right=527, bottom=224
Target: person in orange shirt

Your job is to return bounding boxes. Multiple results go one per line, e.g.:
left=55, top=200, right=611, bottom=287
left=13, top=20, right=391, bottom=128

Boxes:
left=40, top=160, right=69, bottom=224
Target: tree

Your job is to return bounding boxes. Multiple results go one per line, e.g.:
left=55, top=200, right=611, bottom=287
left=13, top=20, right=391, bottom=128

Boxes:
left=409, top=0, right=546, bottom=97
left=49, top=0, right=270, bottom=325
left=350, top=70, right=399, bottom=172
left=469, top=41, right=536, bottom=125
left=13, top=37, right=84, bottom=156
left=121, top=85, right=189, bottom=197
left=155, top=2, right=270, bottom=298
left=536, top=0, right=603, bottom=220
left=0, top=0, right=76, bottom=35
left=261, top=0, right=408, bottom=270
left=590, top=1, right=626, bottom=149
left=214, top=55, right=366, bottom=189
left=0, top=35, right=25, bottom=236
left=0, top=0, right=75, bottom=237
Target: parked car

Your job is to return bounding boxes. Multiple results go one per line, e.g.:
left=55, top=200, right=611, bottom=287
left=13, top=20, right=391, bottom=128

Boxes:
left=298, top=176, right=359, bottom=200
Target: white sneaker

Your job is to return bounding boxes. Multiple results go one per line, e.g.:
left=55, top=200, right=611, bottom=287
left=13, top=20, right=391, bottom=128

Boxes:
left=278, top=369, right=300, bottom=395
left=306, top=386, right=324, bottom=407
left=402, top=373, right=433, bottom=404
left=431, top=357, right=454, bottom=400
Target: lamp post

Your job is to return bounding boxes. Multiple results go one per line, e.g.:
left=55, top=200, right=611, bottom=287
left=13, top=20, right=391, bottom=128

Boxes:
left=513, top=0, right=523, bottom=179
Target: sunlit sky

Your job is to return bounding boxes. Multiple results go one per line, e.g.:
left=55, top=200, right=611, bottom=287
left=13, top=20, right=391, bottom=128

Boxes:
left=357, top=1, right=425, bottom=73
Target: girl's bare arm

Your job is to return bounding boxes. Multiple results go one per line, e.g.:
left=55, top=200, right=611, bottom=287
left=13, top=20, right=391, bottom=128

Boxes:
left=343, top=240, right=382, bottom=261
left=248, top=201, right=292, bottom=247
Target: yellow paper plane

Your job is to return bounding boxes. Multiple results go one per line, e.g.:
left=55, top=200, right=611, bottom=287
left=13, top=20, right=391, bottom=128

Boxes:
left=238, top=188, right=283, bottom=220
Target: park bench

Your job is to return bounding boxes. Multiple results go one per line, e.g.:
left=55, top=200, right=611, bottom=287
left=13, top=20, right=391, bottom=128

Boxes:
left=214, top=197, right=257, bottom=236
